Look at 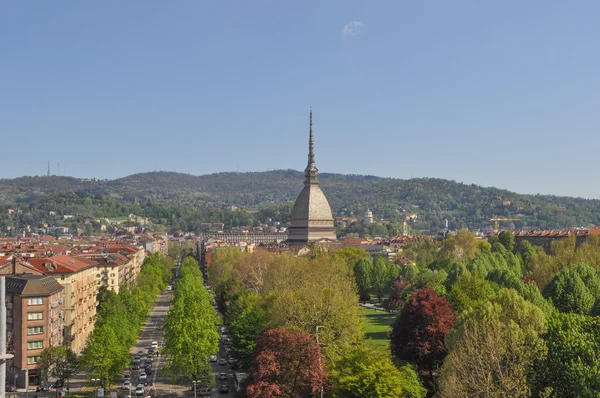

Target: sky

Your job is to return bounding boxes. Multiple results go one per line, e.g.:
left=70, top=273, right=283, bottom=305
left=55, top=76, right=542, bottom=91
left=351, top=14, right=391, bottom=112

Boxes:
left=2, top=1, right=600, bottom=198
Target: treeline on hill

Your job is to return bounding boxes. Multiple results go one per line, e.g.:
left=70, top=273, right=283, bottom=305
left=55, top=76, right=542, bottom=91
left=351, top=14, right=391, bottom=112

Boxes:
left=209, top=233, right=600, bottom=397
left=80, top=253, right=172, bottom=387
left=3, top=171, right=600, bottom=232
left=0, top=191, right=291, bottom=235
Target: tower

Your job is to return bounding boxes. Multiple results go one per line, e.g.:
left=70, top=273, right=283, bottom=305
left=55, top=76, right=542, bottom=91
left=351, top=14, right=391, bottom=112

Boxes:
left=287, top=110, right=337, bottom=245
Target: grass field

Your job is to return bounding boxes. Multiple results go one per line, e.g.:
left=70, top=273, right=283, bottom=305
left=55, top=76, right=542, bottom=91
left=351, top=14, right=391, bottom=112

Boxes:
left=361, top=307, right=395, bottom=347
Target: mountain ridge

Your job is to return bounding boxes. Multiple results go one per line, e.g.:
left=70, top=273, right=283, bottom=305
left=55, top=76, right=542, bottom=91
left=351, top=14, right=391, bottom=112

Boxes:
left=1, top=170, right=599, bottom=231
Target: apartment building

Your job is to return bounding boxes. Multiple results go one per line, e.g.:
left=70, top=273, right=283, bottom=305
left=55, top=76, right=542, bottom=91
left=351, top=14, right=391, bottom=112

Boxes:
left=28, top=256, right=98, bottom=354
left=5, top=274, right=64, bottom=388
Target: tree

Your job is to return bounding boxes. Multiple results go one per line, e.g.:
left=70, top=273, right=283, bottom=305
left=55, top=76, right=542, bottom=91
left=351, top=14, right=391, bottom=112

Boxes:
left=498, top=230, right=515, bottom=252
left=390, top=288, right=456, bottom=379
left=81, top=324, right=127, bottom=387
left=264, top=254, right=363, bottom=350
left=542, top=263, right=600, bottom=314
left=39, top=346, right=79, bottom=385
left=447, top=273, right=497, bottom=313
left=372, top=256, right=399, bottom=302
left=245, top=328, right=326, bottom=398
left=354, top=258, right=374, bottom=302
left=535, top=313, right=600, bottom=397
left=440, top=230, right=479, bottom=264
left=226, top=291, right=268, bottom=370
left=440, top=289, right=548, bottom=397
left=328, top=341, right=426, bottom=398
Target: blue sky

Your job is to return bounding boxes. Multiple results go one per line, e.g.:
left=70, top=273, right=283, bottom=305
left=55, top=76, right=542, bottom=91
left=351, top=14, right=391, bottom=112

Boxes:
left=2, top=1, right=600, bottom=198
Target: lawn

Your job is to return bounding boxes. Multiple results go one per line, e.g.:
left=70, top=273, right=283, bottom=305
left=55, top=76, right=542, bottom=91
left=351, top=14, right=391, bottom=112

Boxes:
left=361, top=307, right=396, bottom=347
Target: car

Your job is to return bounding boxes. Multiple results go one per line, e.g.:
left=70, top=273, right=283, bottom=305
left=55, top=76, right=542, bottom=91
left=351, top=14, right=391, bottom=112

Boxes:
left=209, top=355, right=218, bottom=362
left=135, top=384, right=144, bottom=396
left=123, top=373, right=131, bottom=380
left=132, top=363, right=140, bottom=370
left=139, top=372, right=147, bottom=381
left=219, top=372, right=227, bottom=380
left=166, top=285, right=172, bottom=291
left=151, top=341, right=158, bottom=349
left=133, top=355, right=140, bottom=362
left=218, top=358, right=227, bottom=366
left=36, top=385, right=49, bottom=392
left=228, top=358, right=236, bottom=366
left=122, top=381, right=131, bottom=390
left=197, top=386, right=212, bottom=396
left=53, top=380, right=64, bottom=388
left=219, top=384, right=229, bottom=393
left=145, top=368, right=153, bottom=376
left=137, top=350, right=144, bottom=356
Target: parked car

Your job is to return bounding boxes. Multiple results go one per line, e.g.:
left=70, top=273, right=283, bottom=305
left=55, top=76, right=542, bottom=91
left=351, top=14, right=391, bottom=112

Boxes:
left=219, top=384, right=229, bottom=393
left=218, top=358, right=227, bottom=366
left=197, top=386, right=212, bottom=396
left=36, top=385, right=49, bottom=392
left=135, top=384, right=144, bottom=396
left=145, top=368, right=153, bottom=376
left=219, top=373, right=227, bottom=381
left=122, top=381, right=131, bottom=390
left=123, top=372, right=131, bottom=380
left=132, top=363, right=140, bottom=370
left=209, top=355, right=218, bottom=362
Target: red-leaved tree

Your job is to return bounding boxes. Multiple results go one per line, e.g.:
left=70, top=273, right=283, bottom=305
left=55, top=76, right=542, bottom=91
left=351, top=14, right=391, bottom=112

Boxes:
left=390, top=287, right=456, bottom=375
left=245, top=328, right=327, bottom=398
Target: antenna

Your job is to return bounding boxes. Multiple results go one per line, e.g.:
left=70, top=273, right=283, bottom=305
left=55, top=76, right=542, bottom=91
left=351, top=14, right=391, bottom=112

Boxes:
left=57, top=162, right=60, bottom=177
left=47, top=160, right=50, bottom=177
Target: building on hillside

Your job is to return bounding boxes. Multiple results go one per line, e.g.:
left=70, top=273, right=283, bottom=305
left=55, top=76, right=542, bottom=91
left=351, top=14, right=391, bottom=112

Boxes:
left=363, top=209, right=374, bottom=225
left=505, top=229, right=600, bottom=252
left=199, top=231, right=288, bottom=245
left=287, top=111, right=337, bottom=245
left=5, top=274, right=64, bottom=388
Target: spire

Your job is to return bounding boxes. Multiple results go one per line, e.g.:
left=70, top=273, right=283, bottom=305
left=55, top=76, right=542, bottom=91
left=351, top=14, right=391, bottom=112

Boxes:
left=304, top=108, right=319, bottom=185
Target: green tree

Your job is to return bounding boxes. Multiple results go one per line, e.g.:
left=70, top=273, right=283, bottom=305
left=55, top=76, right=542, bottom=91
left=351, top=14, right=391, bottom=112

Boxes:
left=354, top=258, right=374, bottom=302
left=226, top=291, right=268, bottom=369
left=329, top=341, right=426, bottom=398
left=498, top=230, right=515, bottom=252
left=440, top=289, right=548, bottom=398
left=39, top=346, right=79, bottom=386
left=543, top=263, right=600, bottom=314
left=447, top=273, right=497, bottom=313
left=81, top=324, right=127, bottom=387
left=535, top=313, right=600, bottom=397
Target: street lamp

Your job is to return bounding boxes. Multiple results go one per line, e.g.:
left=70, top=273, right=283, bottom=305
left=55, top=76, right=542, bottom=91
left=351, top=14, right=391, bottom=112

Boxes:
left=191, top=380, right=201, bottom=398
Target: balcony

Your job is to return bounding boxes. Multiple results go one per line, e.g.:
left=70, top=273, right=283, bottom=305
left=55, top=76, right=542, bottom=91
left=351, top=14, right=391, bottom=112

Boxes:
left=51, top=300, right=59, bottom=308
left=6, top=317, right=12, bottom=324
left=6, top=303, right=13, bottom=310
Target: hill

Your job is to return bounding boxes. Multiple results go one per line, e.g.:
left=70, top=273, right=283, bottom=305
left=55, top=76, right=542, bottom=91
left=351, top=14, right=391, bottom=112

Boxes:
left=2, top=170, right=600, bottom=231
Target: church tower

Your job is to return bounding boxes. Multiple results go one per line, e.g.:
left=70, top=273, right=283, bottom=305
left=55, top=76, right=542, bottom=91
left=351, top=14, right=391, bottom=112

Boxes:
left=287, top=110, right=337, bottom=245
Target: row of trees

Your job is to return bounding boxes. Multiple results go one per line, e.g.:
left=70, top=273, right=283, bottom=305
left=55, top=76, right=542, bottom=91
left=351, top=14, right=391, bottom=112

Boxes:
left=163, top=257, right=220, bottom=386
left=209, top=248, right=427, bottom=398
left=80, top=253, right=172, bottom=387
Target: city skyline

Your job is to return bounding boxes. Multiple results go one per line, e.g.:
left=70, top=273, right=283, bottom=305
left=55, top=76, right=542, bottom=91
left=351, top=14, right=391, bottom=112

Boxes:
left=2, top=2, right=600, bottom=198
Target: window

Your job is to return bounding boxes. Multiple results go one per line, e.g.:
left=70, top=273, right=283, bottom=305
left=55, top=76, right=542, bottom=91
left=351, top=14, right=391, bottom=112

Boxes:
left=28, top=297, right=43, bottom=306
left=27, top=312, right=43, bottom=321
left=27, top=341, right=43, bottom=350
left=96, top=274, right=101, bottom=278
left=27, top=356, right=42, bottom=364
left=27, top=326, right=43, bottom=335
left=110, top=273, right=115, bottom=277
left=111, top=279, right=115, bottom=285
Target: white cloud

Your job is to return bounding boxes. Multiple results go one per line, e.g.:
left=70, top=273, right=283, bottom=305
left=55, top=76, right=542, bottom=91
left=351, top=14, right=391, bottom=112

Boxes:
left=342, top=21, right=363, bottom=38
